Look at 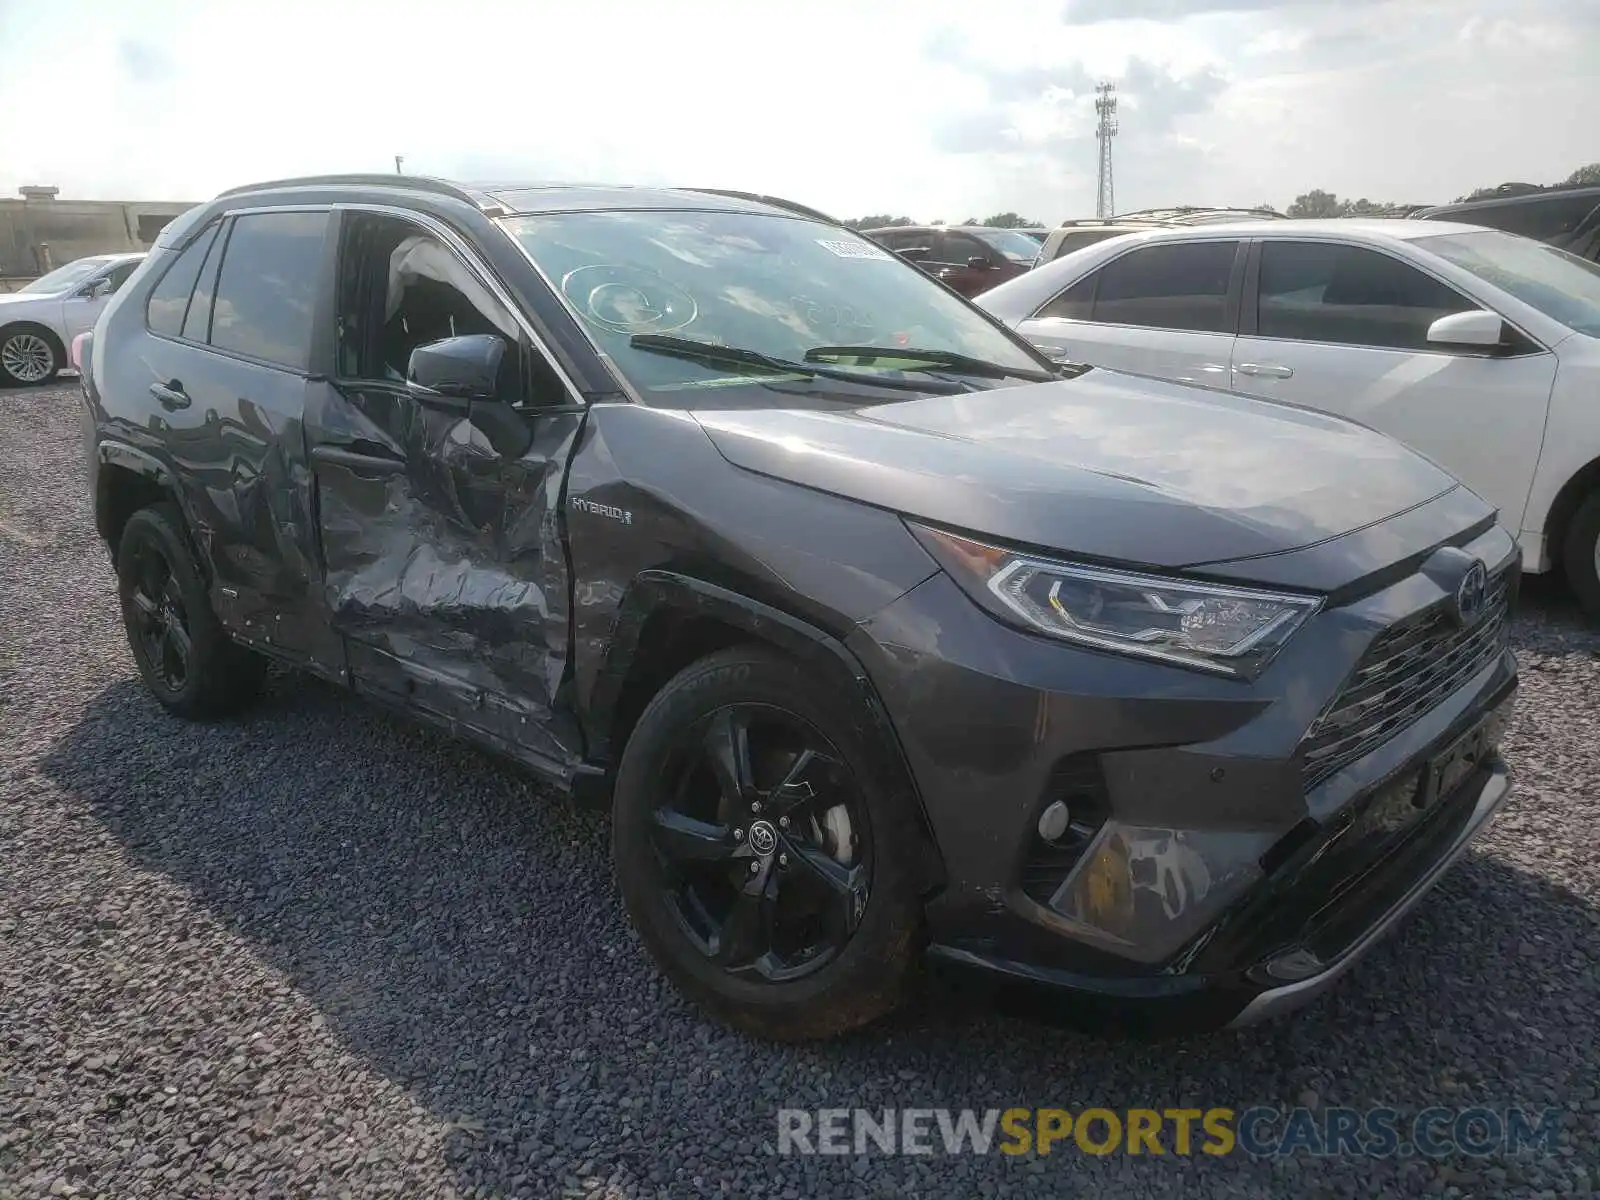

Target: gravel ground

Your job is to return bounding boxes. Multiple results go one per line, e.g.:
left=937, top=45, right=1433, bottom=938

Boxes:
left=1, top=382, right=1597, bottom=1200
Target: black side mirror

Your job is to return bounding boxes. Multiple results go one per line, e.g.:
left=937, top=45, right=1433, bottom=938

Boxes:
left=967, top=255, right=994, bottom=271
left=407, top=334, right=506, bottom=402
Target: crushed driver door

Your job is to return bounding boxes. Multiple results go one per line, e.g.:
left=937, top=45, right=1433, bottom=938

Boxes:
left=303, top=209, right=586, bottom=777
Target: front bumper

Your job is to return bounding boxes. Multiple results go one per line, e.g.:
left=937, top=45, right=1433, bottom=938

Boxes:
left=850, top=521, right=1519, bottom=1028
left=1226, top=757, right=1510, bottom=1026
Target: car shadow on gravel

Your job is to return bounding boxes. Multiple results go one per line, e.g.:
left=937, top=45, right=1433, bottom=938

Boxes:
left=39, top=671, right=1599, bottom=1194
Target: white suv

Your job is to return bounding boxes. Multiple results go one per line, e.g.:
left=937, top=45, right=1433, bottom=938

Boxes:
left=0, top=253, right=145, bottom=387
left=978, top=219, right=1600, bottom=615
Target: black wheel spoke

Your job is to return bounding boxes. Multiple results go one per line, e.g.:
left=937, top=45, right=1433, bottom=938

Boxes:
left=713, top=870, right=776, bottom=972
left=703, top=708, right=756, bottom=815
left=787, top=845, right=867, bottom=936
left=165, top=619, right=192, bottom=661
left=765, top=748, right=829, bottom=820
left=651, top=809, right=738, bottom=864
left=130, top=589, right=158, bottom=621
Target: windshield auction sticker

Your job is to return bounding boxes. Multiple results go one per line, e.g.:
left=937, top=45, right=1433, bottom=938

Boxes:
left=815, top=239, right=894, bottom=261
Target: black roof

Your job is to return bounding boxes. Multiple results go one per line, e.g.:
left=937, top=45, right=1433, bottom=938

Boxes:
left=215, top=174, right=839, bottom=223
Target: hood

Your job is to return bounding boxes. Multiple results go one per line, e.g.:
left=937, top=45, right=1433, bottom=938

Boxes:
left=0, top=290, right=53, bottom=306
left=690, top=370, right=1465, bottom=572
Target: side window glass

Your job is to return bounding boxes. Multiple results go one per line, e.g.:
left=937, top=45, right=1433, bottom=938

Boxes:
left=103, top=260, right=141, bottom=295
left=145, top=222, right=219, bottom=337
left=1036, top=271, right=1098, bottom=319
left=946, top=234, right=985, bottom=264
left=209, top=211, right=330, bottom=370
left=336, top=213, right=527, bottom=396
left=182, top=219, right=227, bottom=343
left=1091, top=241, right=1236, bottom=333
left=1258, top=242, right=1474, bottom=351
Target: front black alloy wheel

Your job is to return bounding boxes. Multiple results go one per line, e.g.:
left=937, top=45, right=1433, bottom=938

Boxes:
left=116, top=502, right=266, bottom=719
left=613, top=647, right=924, bottom=1040
left=652, top=705, right=870, bottom=983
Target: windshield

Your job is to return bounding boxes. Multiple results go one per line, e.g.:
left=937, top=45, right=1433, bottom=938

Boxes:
left=501, top=210, right=1048, bottom=403
left=20, top=257, right=112, bottom=294
left=1418, top=230, right=1600, bottom=337
left=968, top=227, right=1047, bottom=263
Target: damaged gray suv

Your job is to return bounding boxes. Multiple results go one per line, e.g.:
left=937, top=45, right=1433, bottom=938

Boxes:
left=78, top=175, right=1518, bottom=1039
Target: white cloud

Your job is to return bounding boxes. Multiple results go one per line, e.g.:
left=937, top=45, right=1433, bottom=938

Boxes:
left=0, top=0, right=1596, bottom=224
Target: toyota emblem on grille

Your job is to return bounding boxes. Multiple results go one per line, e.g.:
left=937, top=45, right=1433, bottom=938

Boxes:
left=1454, top=559, right=1488, bottom=626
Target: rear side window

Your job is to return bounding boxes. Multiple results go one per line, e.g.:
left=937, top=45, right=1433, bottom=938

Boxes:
left=1257, top=242, right=1473, bottom=351
left=145, top=223, right=220, bottom=337
left=1036, top=273, right=1097, bottom=319
left=1457, top=194, right=1600, bottom=243
left=209, top=211, right=330, bottom=370
left=1047, top=229, right=1127, bottom=261
left=1088, top=241, right=1237, bottom=332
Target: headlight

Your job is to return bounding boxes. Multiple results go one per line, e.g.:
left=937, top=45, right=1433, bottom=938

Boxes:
left=910, top=524, right=1321, bottom=679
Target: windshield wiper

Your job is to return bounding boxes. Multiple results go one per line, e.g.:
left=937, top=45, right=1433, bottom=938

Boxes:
left=629, top=334, right=956, bottom=392
left=802, top=344, right=1056, bottom=382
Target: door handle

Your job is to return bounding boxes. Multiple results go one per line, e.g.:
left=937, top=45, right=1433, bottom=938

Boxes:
left=149, top=380, right=191, bottom=410
left=310, top=445, right=408, bottom=478
left=1236, top=362, right=1294, bottom=380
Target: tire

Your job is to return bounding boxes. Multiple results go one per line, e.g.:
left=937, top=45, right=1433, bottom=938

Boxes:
left=116, top=502, right=267, bottom=719
left=0, top=323, right=62, bottom=387
left=1562, top=490, right=1600, bottom=620
left=612, top=646, right=924, bottom=1040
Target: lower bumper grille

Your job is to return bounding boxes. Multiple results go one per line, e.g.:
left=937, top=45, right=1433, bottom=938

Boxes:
left=1300, top=570, right=1510, bottom=789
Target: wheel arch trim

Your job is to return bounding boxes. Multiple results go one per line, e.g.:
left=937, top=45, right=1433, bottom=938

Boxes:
left=584, top=569, right=946, bottom=890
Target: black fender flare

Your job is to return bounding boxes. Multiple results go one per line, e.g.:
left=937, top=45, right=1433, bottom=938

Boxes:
left=581, top=570, right=946, bottom=890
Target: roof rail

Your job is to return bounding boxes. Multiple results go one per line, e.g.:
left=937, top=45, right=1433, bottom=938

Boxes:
left=214, top=173, right=490, bottom=208
left=678, top=187, right=840, bottom=225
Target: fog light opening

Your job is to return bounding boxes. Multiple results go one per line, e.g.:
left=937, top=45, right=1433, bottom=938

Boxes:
left=1037, top=800, right=1072, bottom=843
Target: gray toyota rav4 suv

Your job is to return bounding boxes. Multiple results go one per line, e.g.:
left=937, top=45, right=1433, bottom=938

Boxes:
left=78, top=175, right=1518, bottom=1039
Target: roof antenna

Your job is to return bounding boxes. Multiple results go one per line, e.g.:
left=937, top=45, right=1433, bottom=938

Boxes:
left=394, top=155, right=405, bottom=175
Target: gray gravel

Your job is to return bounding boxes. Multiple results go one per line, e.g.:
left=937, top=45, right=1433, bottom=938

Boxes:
left=2, top=382, right=1597, bottom=1200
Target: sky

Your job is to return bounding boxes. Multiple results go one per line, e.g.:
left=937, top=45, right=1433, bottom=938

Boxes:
left=1, top=0, right=1596, bottom=225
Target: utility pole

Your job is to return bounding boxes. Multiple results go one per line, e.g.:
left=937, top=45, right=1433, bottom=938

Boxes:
left=1094, top=83, right=1118, bottom=219
left=394, top=155, right=405, bottom=174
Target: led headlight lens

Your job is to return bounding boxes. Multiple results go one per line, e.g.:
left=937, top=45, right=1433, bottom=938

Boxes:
left=912, top=525, right=1320, bottom=679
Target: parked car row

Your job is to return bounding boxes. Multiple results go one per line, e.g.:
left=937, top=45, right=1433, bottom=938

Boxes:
left=71, top=174, right=1521, bottom=1042
left=977, top=217, right=1600, bottom=615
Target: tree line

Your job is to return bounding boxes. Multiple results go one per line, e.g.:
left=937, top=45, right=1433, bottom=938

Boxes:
left=844, top=163, right=1600, bottom=230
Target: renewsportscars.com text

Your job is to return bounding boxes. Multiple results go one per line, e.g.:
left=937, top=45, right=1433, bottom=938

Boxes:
left=776, top=1106, right=1563, bottom=1158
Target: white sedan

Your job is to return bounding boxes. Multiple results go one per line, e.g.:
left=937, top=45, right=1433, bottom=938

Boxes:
left=0, top=253, right=145, bottom=387
left=977, top=219, right=1600, bottom=615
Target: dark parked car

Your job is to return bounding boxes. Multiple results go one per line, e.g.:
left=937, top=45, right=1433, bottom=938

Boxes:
left=80, top=175, right=1517, bottom=1039
left=862, top=225, right=1039, bottom=296
left=1416, top=184, right=1600, bottom=262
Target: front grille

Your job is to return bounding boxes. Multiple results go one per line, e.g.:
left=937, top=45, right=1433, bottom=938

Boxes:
left=1300, top=570, right=1510, bottom=789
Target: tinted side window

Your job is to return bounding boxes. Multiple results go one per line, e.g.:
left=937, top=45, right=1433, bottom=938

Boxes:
left=183, top=220, right=227, bottom=343
left=1049, top=229, right=1125, bottom=261
left=1091, top=241, right=1237, bottom=332
left=942, top=233, right=988, bottom=264
left=103, top=260, right=141, bottom=294
left=1257, top=242, right=1473, bottom=351
left=145, top=223, right=219, bottom=337
left=209, top=211, right=330, bottom=370
left=1036, top=272, right=1097, bottom=319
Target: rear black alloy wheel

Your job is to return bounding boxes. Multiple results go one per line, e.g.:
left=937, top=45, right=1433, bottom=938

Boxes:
left=116, top=503, right=267, bottom=719
left=127, top=540, right=192, bottom=693
left=652, top=705, right=870, bottom=983
left=613, top=647, right=923, bottom=1040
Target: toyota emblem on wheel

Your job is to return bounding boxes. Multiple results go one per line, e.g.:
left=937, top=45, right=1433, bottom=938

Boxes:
left=1455, top=559, right=1488, bottom=626
left=748, top=820, right=778, bottom=856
